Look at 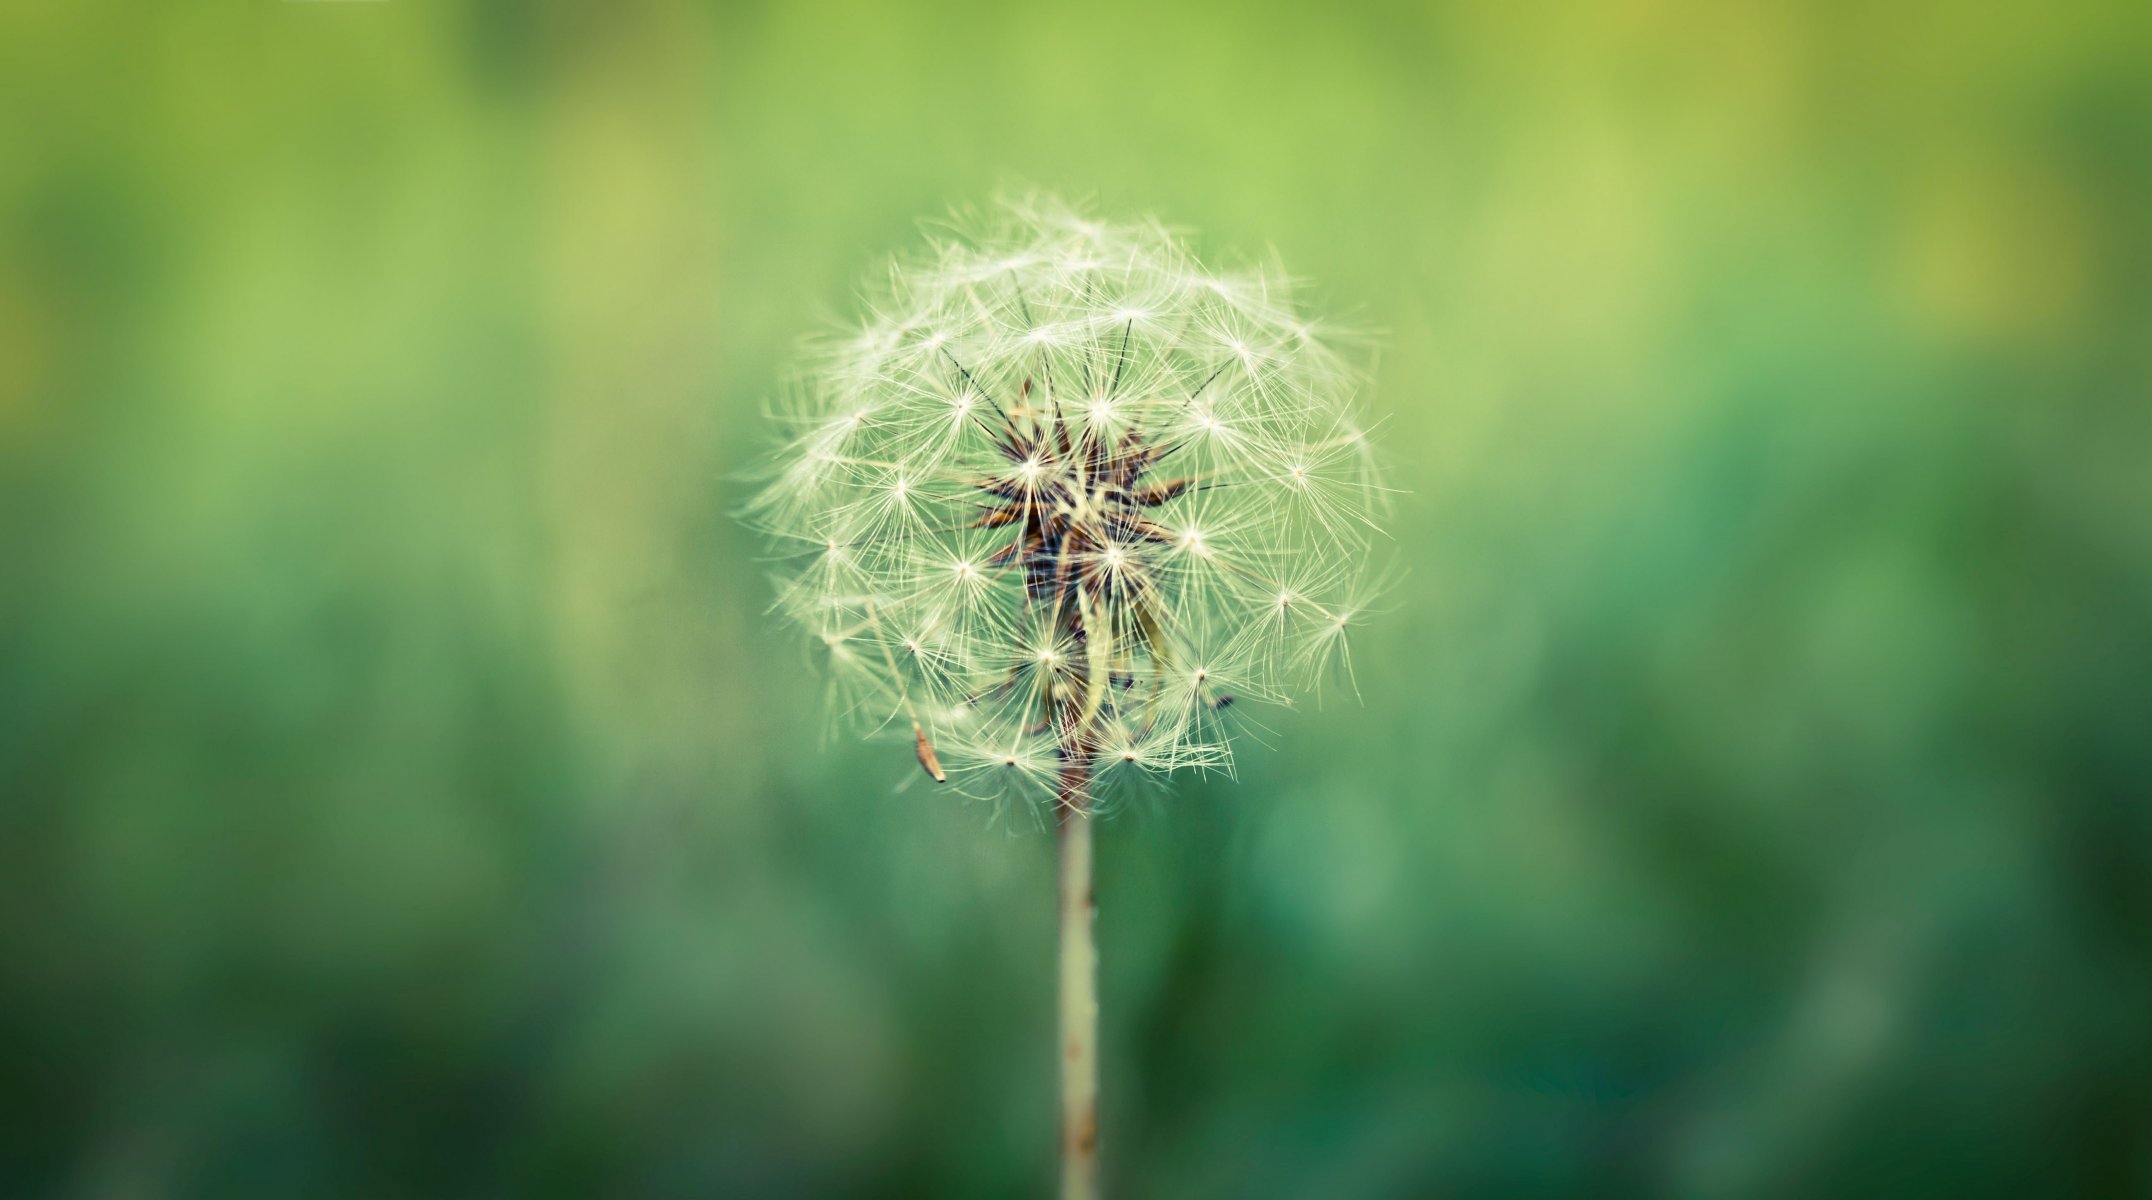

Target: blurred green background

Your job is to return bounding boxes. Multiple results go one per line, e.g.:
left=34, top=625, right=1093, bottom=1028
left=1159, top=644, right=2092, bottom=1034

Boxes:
left=4, top=0, right=2149, bottom=1196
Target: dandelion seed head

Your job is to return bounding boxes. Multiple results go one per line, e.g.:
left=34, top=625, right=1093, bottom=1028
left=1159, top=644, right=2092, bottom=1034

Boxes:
left=744, top=195, right=1391, bottom=809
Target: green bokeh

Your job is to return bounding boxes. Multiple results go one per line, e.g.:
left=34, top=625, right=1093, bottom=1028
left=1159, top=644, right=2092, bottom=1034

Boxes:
left=3, top=1, right=2148, bottom=1196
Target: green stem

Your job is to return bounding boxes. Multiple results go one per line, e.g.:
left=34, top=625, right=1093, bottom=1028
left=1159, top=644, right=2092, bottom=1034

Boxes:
left=1056, top=757, right=1099, bottom=1200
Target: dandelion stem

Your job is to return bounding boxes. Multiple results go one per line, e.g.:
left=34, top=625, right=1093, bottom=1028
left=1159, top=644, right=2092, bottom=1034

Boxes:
left=1056, top=749, right=1100, bottom=1200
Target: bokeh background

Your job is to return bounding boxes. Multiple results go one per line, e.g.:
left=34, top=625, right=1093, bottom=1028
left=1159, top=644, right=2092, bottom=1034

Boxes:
left=4, top=0, right=2149, bottom=1195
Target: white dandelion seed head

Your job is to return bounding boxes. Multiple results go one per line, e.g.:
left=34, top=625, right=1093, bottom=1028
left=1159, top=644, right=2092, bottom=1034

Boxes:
left=745, top=196, right=1390, bottom=811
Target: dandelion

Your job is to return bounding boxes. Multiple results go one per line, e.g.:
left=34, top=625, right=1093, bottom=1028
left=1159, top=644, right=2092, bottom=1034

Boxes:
left=744, top=195, right=1389, bottom=1199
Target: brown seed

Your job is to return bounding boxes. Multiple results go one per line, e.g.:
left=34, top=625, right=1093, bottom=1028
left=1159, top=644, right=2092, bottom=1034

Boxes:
left=913, top=721, right=947, bottom=783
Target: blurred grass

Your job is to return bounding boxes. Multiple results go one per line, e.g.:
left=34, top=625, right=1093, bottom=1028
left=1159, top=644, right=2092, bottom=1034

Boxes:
left=3, top=0, right=2149, bottom=1196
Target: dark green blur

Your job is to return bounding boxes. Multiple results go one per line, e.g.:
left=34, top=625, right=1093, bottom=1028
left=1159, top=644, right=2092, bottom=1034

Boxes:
left=3, top=1, right=2148, bottom=1196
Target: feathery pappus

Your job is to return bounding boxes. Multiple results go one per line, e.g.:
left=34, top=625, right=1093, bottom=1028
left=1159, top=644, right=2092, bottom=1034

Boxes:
left=745, top=196, right=1391, bottom=813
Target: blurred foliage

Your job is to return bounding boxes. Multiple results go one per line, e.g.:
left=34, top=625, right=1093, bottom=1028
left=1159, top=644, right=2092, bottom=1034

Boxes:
left=3, top=0, right=2150, bottom=1196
